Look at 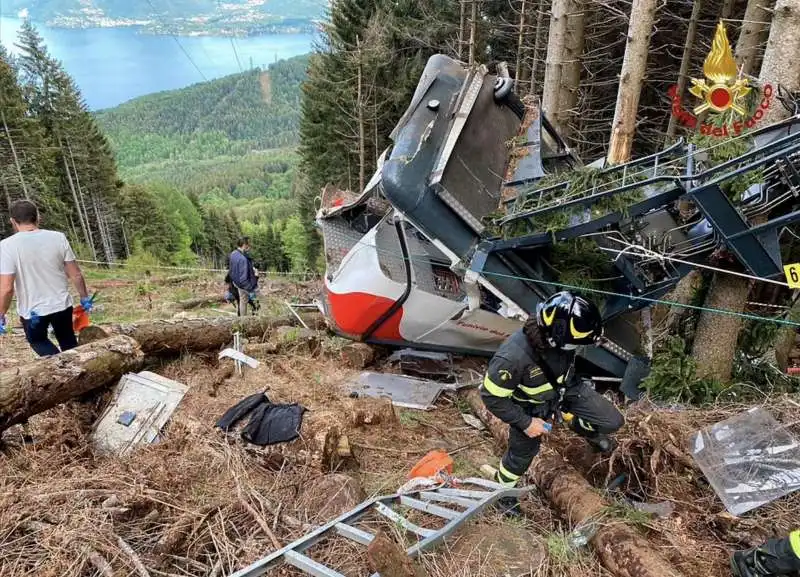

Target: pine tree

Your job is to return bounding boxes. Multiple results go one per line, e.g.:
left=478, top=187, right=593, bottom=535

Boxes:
left=0, top=46, right=57, bottom=238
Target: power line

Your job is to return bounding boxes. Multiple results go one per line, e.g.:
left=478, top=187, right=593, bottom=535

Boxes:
left=337, top=234, right=800, bottom=328
left=143, top=0, right=207, bottom=82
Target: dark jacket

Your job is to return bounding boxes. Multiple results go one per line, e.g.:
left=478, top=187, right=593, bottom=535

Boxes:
left=228, top=249, right=258, bottom=292
left=480, top=329, right=576, bottom=432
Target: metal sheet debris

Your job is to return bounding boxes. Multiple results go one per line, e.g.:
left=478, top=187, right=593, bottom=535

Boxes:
left=690, top=407, right=800, bottom=516
left=92, top=371, right=188, bottom=456
left=347, top=372, right=445, bottom=410
left=387, top=348, right=454, bottom=380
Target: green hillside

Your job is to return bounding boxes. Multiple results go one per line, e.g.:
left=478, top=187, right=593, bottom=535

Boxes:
left=95, top=54, right=308, bottom=167
left=91, top=53, right=313, bottom=272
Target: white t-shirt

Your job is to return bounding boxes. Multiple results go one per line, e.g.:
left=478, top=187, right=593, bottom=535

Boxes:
left=0, top=229, right=76, bottom=319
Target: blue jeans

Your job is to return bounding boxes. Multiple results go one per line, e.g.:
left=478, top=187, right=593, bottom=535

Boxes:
left=21, top=307, right=78, bottom=357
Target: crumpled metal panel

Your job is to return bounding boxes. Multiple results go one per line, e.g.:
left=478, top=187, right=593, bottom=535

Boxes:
left=347, top=372, right=445, bottom=410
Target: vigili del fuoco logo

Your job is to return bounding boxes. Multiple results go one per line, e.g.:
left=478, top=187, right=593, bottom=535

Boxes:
left=668, top=22, right=772, bottom=137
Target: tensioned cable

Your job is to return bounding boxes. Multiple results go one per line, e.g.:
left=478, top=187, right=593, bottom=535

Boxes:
left=337, top=233, right=800, bottom=328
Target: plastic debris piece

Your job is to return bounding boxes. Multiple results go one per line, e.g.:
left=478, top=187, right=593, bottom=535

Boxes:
left=219, top=348, right=259, bottom=369
left=409, top=449, right=454, bottom=479
left=690, top=407, right=800, bottom=515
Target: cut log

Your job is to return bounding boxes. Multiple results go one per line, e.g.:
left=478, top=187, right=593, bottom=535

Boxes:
left=348, top=397, right=397, bottom=427
left=339, top=342, right=375, bottom=369
left=0, top=336, right=144, bottom=432
left=367, top=530, right=429, bottom=577
left=463, top=390, right=685, bottom=577
left=110, top=314, right=312, bottom=356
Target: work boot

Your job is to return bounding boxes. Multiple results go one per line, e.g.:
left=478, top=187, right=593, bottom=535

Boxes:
left=585, top=434, right=616, bottom=454
left=731, top=535, right=800, bottom=577
left=495, top=495, right=523, bottom=519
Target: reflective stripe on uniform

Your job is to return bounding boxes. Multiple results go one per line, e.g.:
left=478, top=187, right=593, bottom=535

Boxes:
left=790, top=530, right=800, bottom=558
left=497, top=463, right=520, bottom=487
left=512, top=394, right=546, bottom=404
left=577, top=417, right=595, bottom=432
left=519, top=383, right=553, bottom=396
left=483, top=375, right=514, bottom=398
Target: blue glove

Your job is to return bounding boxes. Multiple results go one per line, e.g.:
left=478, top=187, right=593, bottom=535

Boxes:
left=0, top=314, right=6, bottom=336
left=248, top=292, right=257, bottom=302
left=80, top=296, right=94, bottom=313
left=224, top=290, right=234, bottom=303
left=29, top=311, right=40, bottom=329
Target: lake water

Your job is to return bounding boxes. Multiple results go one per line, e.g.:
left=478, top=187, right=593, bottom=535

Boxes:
left=0, top=16, right=314, bottom=110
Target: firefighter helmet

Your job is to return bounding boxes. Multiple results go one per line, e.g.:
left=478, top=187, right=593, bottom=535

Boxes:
left=535, top=291, right=603, bottom=349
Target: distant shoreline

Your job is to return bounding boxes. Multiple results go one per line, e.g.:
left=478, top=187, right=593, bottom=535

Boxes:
left=2, top=14, right=321, bottom=38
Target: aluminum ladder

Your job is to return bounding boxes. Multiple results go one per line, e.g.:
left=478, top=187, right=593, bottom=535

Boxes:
left=228, top=477, right=531, bottom=577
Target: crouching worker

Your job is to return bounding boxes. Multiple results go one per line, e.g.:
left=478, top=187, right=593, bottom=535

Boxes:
left=480, top=291, right=624, bottom=516
left=731, top=530, right=800, bottom=577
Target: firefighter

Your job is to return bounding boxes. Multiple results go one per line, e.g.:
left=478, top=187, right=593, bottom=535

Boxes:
left=480, top=291, right=624, bottom=515
left=731, top=531, right=800, bottom=576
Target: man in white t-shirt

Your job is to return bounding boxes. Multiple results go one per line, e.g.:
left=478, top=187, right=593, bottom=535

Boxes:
left=0, top=200, right=93, bottom=356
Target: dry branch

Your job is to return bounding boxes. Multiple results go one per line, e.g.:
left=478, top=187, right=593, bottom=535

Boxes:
left=0, top=335, right=144, bottom=432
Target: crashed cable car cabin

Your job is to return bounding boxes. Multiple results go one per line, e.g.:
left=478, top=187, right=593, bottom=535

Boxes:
left=316, top=54, right=800, bottom=383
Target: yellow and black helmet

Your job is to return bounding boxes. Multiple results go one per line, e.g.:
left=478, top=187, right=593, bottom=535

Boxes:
left=535, top=291, right=603, bottom=350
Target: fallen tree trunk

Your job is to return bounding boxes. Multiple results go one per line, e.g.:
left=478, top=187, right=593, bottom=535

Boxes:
left=463, top=390, right=685, bottom=577
left=0, top=336, right=144, bottom=432
left=172, top=296, right=223, bottom=310
left=110, top=313, right=321, bottom=356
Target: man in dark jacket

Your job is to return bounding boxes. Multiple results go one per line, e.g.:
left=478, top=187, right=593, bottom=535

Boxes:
left=228, top=237, right=258, bottom=317
left=480, top=291, right=624, bottom=515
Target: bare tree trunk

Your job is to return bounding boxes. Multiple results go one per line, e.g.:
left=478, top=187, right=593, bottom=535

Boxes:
left=515, top=0, right=528, bottom=88
left=692, top=274, right=753, bottom=382
left=529, top=0, right=547, bottom=96
left=356, top=37, right=366, bottom=193
left=736, top=0, right=777, bottom=76
left=109, top=313, right=320, bottom=356
left=760, top=0, right=800, bottom=124
left=666, top=0, right=705, bottom=139
left=758, top=0, right=800, bottom=370
left=458, top=0, right=467, bottom=61
left=59, top=134, right=93, bottom=257
left=0, top=336, right=144, bottom=432
left=541, top=0, right=569, bottom=128
left=557, top=0, right=586, bottom=139
left=607, top=0, right=659, bottom=165
left=2, top=110, right=29, bottom=199
left=721, top=0, right=737, bottom=20
left=469, top=0, right=479, bottom=66
left=67, top=138, right=97, bottom=260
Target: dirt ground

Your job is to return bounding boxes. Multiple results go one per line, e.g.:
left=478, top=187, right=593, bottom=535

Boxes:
left=0, top=267, right=798, bottom=577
